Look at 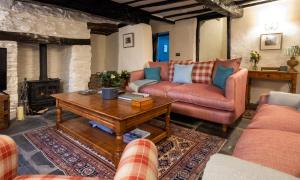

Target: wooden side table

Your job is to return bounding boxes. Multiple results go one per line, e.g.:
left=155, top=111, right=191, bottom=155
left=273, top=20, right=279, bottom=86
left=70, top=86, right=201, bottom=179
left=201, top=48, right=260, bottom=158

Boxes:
left=246, top=70, right=298, bottom=105
left=0, top=92, right=10, bottom=130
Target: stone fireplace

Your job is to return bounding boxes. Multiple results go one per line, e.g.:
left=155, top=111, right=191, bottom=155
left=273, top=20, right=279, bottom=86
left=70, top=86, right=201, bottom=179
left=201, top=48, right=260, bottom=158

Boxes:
left=0, top=0, right=116, bottom=118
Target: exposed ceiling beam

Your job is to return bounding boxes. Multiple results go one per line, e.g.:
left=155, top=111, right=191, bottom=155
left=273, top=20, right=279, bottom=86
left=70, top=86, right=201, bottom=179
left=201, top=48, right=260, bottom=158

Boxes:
left=150, top=3, right=202, bottom=14
left=18, top=0, right=175, bottom=24
left=240, top=0, right=278, bottom=8
left=164, top=8, right=211, bottom=18
left=123, top=0, right=144, bottom=5
left=135, top=0, right=188, bottom=9
left=87, top=23, right=119, bottom=35
left=195, top=0, right=243, bottom=18
left=176, top=12, right=224, bottom=21
left=0, top=30, right=90, bottom=45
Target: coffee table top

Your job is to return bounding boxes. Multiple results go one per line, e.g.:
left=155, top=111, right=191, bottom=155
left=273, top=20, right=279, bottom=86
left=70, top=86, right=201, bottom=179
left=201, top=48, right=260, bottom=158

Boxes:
left=52, top=92, right=174, bottom=120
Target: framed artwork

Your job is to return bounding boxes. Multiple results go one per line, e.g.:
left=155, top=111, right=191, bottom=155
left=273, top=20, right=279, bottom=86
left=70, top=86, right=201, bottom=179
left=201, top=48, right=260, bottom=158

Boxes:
left=260, top=33, right=283, bottom=50
left=123, top=33, right=134, bottom=48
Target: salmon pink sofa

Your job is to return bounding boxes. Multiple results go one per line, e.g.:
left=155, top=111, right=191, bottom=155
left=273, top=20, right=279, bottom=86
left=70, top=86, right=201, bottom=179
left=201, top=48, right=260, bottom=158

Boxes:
left=130, top=61, right=248, bottom=130
left=233, top=94, right=300, bottom=178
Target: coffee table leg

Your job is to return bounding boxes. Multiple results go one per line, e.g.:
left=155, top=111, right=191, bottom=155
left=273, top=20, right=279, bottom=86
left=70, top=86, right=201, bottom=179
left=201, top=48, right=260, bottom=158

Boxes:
left=56, top=100, right=62, bottom=129
left=114, top=122, right=124, bottom=167
left=165, top=106, right=171, bottom=136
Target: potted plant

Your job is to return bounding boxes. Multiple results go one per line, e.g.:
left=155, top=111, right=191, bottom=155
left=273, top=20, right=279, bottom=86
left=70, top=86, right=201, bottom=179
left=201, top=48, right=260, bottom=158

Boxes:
left=120, top=70, right=130, bottom=89
left=286, top=45, right=300, bottom=72
left=250, top=51, right=261, bottom=70
left=97, top=70, right=131, bottom=100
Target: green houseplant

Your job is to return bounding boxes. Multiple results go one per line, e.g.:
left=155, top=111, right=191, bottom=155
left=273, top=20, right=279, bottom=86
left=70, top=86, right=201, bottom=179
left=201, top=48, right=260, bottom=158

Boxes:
left=97, top=71, right=130, bottom=100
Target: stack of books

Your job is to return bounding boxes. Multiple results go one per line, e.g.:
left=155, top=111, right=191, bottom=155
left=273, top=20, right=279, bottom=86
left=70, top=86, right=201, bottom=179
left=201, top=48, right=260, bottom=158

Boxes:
left=123, top=128, right=151, bottom=143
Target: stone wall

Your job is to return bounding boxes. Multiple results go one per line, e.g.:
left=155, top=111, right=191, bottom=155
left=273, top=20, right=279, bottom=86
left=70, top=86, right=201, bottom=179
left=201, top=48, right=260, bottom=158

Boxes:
left=0, top=0, right=117, bottom=118
left=68, top=45, right=92, bottom=92
left=0, top=41, right=18, bottom=117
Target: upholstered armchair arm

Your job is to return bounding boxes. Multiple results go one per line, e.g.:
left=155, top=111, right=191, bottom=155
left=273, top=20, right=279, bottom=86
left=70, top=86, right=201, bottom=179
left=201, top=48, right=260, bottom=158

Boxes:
left=203, top=154, right=298, bottom=180
left=0, top=135, right=18, bottom=180
left=225, top=68, right=248, bottom=118
left=114, top=139, right=158, bottom=180
left=129, top=70, right=144, bottom=82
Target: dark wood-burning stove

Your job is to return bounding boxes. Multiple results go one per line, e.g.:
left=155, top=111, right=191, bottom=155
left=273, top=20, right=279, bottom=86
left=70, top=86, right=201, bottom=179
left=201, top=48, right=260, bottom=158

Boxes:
left=26, top=44, right=60, bottom=113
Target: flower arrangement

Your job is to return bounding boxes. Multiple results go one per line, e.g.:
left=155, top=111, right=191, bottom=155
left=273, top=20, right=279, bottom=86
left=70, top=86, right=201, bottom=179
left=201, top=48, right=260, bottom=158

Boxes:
left=97, top=70, right=130, bottom=88
left=286, top=45, right=300, bottom=58
left=285, top=45, right=300, bottom=72
left=250, top=51, right=260, bottom=70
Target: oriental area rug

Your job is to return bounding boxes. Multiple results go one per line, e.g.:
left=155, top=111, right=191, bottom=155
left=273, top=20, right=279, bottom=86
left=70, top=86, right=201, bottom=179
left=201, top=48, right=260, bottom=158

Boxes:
left=24, top=120, right=226, bottom=180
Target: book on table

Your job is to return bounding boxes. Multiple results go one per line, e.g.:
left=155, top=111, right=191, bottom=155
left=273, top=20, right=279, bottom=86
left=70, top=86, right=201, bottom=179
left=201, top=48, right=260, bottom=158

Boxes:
left=89, top=121, right=151, bottom=143
left=118, top=92, right=149, bottom=101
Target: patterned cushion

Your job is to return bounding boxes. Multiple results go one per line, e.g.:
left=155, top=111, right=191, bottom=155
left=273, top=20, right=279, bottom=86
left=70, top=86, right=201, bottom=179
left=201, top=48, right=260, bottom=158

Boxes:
left=0, top=135, right=18, bottom=180
left=114, top=139, right=158, bottom=180
left=168, top=60, right=193, bottom=82
left=14, top=175, right=105, bottom=180
left=192, top=61, right=215, bottom=84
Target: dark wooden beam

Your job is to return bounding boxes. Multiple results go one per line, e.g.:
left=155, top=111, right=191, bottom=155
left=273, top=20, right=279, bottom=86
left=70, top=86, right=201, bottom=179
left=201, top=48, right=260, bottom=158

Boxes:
left=164, top=8, right=211, bottom=18
left=18, top=0, right=151, bottom=24
left=227, top=16, right=231, bottom=59
left=135, top=0, right=188, bottom=9
left=240, top=0, right=278, bottom=8
left=87, top=23, right=119, bottom=35
left=195, top=0, right=243, bottom=18
left=176, top=12, right=224, bottom=21
left=150, top=3, right=202, bottom=14
left=196, top=17, right=200, bottom=62
left=123, top=0, right=144, bottom=5
left=151, top=15, right=175, bottom=24
left=0, top=30, right=90, bottom=45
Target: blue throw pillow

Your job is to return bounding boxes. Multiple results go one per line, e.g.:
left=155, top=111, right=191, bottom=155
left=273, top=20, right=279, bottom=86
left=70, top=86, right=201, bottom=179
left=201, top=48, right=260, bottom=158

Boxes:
left=173, top=64, right=194, bottom=83
left=213, top=65, right=234, bottom=90
left=144, top=67, right=161, bottom=81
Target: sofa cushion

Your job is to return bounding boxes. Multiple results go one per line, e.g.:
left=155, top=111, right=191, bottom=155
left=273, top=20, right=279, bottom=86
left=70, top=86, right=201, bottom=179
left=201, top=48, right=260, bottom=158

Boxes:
left=144, top=67, right=161, bottom=81
left=248, top=104, right=300, bottom=134
left=192, top=61, right=215, bottom=84
left=167, top=83, right=234, bottom=111
left=139, top=81, right=180, bottom=97
left=233, top=129, right=300, bottom=177
left=168, top=60, right=193, bottom=82
left=173, top=64, right=194, bottom=83
left=213, top=65, right=234, bottom=90
left=213, top=58, right=241, bottom=80
left=149, top=61, right=169, bottom=81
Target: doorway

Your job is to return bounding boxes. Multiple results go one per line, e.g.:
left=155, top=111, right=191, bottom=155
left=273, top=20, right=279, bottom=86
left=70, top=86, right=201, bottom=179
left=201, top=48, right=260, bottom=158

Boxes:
left=153, top=32, right=169, bottom=62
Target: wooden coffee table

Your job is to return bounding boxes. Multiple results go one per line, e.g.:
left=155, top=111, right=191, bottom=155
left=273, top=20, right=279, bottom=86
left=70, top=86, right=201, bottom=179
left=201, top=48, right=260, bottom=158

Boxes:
left=52, top=92, right=173, bottom=166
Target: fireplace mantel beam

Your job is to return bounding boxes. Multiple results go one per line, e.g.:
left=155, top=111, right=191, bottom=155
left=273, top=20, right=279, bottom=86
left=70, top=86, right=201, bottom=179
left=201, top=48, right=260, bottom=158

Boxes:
left=0, top=31, right=90, bottom=45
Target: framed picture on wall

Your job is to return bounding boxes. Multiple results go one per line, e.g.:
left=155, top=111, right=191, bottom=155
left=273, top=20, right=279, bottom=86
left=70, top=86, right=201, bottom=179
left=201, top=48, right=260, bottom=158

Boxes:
left=123, top=33, right=134, bottom=48
left=260, top=33, right=283, bottom=50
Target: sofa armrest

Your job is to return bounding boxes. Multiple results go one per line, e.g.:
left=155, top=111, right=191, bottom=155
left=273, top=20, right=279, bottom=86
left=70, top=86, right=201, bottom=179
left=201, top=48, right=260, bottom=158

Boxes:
left=225, top=68, right=248, bottom=118
left=203, top=154, right=298, bottom=180
left=0, top=135, right=18, bottom=180
left=130, top=70, right=144, bottom=82
left=114, top=139, right=158, bottom=180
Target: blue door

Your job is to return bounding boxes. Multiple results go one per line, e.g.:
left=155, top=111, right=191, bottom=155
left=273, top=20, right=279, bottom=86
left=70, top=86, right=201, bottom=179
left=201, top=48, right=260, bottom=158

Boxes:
left=157, top=33, right=169, bottom=62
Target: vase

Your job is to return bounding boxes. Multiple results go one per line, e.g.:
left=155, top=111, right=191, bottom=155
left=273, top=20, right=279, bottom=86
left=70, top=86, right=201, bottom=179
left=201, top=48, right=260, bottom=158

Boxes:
left=252, top=63, right=258, bottom=71
left=101, top=87, right=119, bottom=100
left=287, top=56, right=299, bottom=73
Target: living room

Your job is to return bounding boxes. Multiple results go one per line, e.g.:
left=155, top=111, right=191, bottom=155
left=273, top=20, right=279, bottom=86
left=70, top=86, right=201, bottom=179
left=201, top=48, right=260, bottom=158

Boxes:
left=0, top=0, right=300, bottom=180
